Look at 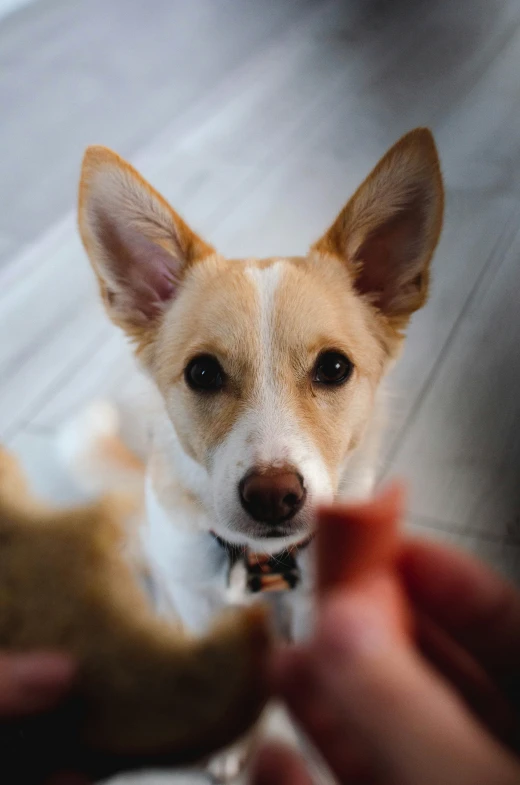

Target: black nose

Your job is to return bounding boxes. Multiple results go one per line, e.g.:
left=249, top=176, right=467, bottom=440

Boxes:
left=239, top=468, right=306, bottom=525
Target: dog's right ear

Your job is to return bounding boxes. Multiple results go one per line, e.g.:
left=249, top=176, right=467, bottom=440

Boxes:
left=78, top=147, right=214, bottom=343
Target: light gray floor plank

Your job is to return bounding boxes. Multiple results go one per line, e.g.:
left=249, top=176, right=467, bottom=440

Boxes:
left=389, top=223, right=520, bottom=564
left=380, top=191, right=520, bottom=463
left=0, top=0, right=317, bottom=261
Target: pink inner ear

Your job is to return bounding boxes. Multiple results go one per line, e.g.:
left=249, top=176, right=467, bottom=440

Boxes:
left=124, top=234, right=180, bottom=319
left=97, top=211, right=181, bottom=321
left=353, top=206, right=426, bottom=311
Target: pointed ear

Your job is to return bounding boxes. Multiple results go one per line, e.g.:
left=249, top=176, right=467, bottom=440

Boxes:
left=78, top=146, right=214, bottom=340
left=312, top=128, right=444, bottom=328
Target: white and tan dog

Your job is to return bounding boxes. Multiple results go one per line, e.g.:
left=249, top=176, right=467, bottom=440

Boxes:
left=77, top=128, right=443, bottom=776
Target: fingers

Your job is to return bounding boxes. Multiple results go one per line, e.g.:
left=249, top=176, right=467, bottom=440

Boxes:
left=251, top=743, right=313, bottom=785
left=274, top=584, right=520, bottom=785
left=414, top=612, right=517, bottom=744
left=399, top=540, right=520, bottom=681
left=316, top=484, right=412, bottom=650
left=0, top=653, right=75, bottom=717
left=316, top=482, right=405, bottom=595
left=271, top=650, right=376, bottom=783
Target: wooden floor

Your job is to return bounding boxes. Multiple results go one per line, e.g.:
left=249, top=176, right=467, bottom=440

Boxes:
left=2, top=0, right=520, bottom=781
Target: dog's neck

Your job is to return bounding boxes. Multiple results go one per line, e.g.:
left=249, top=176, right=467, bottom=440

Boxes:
left=148, top=417, right=212, bottom=522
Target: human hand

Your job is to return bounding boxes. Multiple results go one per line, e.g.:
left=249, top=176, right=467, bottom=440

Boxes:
left=253, top=486, right=520, bottom=784
left=0, top=651, right=87, bottom=785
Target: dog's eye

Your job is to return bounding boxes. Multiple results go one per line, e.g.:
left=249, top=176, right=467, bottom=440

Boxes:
left=185, top=355, right=225, bottom=392
left=313, top=351, right=353, bottom=386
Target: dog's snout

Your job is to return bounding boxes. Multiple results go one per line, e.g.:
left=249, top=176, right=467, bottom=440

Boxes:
left=239, top=468, right=306, bottom=525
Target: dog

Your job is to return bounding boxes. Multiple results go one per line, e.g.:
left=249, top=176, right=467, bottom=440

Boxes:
left=77, top=127, right=443, bottom=779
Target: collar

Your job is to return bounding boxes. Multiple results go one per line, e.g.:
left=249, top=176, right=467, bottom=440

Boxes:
left=211, top=531, right=314, bottom=594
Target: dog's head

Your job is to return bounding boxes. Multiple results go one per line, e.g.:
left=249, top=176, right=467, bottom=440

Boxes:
left=78, top=129, right=443, bottom=549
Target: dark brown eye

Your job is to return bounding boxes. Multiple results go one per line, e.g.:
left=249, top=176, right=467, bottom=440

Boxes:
left=185, top=355, right=225, bottom=392
left=313, top=351, right=353, bottom=386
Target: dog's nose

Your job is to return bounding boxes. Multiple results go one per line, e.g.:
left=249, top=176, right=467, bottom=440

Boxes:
left=239, top=468, right=306, bottom=525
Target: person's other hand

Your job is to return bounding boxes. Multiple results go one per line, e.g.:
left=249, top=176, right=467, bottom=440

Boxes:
left=0, top=651, right=87, bottom=784
left=253, top=489, right=520, bottom=784
left=0, top=652, right=74, bottom=718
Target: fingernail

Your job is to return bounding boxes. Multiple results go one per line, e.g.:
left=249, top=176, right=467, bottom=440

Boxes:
left=317, top=593, right=389, bottom=662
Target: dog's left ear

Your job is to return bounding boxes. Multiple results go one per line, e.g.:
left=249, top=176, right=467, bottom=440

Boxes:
left=313, top=128, right=444, bottom=327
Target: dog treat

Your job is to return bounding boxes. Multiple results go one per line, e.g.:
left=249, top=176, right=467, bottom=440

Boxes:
left=0, top=448, right=270, bottom=775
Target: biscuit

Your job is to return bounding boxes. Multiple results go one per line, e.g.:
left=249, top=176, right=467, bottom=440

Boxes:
left=0, top=448, right=270, bottom=774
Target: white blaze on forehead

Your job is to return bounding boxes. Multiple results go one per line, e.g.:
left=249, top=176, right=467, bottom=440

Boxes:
left=246, top=261, right=283, bottom=364
left=245, top=261, right=290, bottom=464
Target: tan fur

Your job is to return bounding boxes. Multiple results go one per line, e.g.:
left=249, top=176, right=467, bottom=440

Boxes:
left=100, top=433, right=145, bottom=474
left=270, top=259, right=389, bottom=479
left=78, top=128, right=444, bottom=518
left=0, top=448, right=270, bottom=769
left=153, top=256, right=262, bottom=464
left=149, top=444, right=207, bottom=518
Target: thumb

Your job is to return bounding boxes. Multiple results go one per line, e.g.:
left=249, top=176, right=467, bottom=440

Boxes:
left=275, top=583, right=520, bottom=785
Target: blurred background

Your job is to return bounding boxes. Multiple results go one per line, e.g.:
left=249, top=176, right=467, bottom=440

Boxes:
left=1, top=0, right=520, bottom=588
